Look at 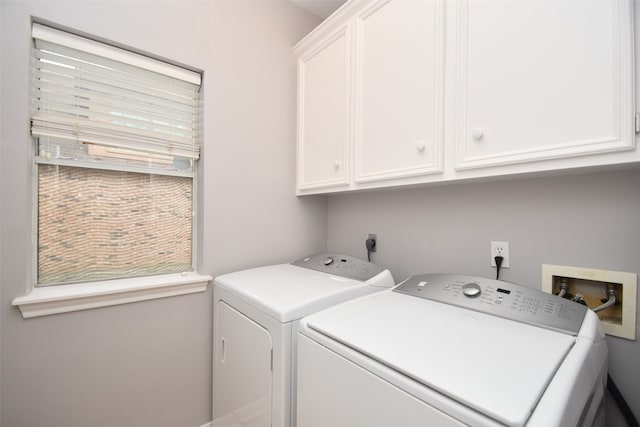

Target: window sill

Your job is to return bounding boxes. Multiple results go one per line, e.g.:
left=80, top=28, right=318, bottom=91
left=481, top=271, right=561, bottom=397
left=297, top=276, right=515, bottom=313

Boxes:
left=12, top=272, right=212, bottom=318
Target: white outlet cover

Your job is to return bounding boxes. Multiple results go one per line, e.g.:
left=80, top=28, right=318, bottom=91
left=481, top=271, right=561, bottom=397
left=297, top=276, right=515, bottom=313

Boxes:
left=491, top=241, right=510, bottom=268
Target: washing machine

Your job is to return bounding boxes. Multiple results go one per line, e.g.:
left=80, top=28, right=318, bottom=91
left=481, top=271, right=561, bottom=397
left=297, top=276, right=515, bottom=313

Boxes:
left=297, top=274, right=608, bottom=427
left=211, top=253, right=394, bottom=427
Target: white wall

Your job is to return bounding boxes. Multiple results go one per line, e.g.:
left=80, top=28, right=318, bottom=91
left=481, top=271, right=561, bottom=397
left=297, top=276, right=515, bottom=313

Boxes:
left=327, top=167, right=640, bottom=422
left=0, top=2, right=324, bottom=426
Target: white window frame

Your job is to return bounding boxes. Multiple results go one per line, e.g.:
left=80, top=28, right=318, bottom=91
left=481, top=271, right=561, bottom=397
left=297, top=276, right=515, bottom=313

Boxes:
left=13, top=22, right=211, bottom=318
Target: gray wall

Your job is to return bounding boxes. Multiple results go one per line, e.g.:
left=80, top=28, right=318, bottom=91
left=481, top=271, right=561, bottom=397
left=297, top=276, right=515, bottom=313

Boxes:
left=326, top=168, right=640, bottom=422
left=0, top=4, right=3, bottom=423
left=3, top=1, right=638, bottom=426
left=0, top=2, right=325, bottom=426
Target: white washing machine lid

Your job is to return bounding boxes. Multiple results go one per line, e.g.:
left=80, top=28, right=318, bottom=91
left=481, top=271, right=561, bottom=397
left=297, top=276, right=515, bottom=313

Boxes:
left=214, top=263, right=392, bottom=323
left=304, top=290, right=577, bottom=427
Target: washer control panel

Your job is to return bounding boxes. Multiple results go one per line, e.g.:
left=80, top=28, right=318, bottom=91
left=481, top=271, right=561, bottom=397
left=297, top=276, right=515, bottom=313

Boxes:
left=291, top=253, right=386, bottom=282
left=394, top=274, right=587, bottom=335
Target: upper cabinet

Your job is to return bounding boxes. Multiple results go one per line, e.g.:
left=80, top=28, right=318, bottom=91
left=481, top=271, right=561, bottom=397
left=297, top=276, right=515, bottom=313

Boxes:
left=295, top=0, right=637, bottom=195
left=296, top=24, right=350, bottom=191
left=455, top=0, right=635, bottom=170
left=353, top=0, right=445, bottom=184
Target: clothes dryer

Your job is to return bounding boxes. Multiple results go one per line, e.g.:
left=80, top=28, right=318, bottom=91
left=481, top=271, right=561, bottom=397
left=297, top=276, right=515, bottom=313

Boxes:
left=212, top=253, right=394, bottom=427
left=297, top=274, right=607, bottom=427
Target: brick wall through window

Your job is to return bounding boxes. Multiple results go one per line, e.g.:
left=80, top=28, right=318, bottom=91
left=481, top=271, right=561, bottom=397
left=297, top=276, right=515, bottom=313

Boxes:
left=38, top=165, right=193, bottom=284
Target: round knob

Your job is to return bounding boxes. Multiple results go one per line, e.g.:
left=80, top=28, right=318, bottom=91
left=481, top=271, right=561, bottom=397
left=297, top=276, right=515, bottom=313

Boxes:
left=416, top=140, right=426, bottom=152
left=323, top=257, right=334, bottom=266
left=472, top=128, right=484, bottom=140
left=462, top=283, right=481, bottom=297
left=333, top=160, right=341, bottom=169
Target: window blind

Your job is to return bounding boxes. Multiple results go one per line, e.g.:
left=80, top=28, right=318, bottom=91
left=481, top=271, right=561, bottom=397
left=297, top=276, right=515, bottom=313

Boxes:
left=31, top=23, right=202, bottom=163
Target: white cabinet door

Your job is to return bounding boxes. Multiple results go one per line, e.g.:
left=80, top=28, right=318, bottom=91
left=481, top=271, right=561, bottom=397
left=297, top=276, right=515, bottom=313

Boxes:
left=455, top=0, right=635, bottom=170
left=297, top=26, right=350, bottom=191
left=354, top=0, right=445, bottom=183
left=214, top=301, right=272, bottom=427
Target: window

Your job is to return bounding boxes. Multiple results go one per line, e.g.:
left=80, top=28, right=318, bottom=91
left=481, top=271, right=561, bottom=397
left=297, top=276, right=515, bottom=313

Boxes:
left=31, top=23, right=202, bottom=286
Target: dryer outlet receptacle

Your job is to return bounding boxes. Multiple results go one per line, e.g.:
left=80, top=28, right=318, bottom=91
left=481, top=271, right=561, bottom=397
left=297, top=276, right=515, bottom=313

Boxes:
left=367, top=234, right=377, bottom=253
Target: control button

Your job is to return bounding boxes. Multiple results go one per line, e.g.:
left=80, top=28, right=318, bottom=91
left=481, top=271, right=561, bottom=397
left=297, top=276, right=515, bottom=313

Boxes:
left=323, top=257, right=334, bottom=266
left=462, top=283, right=482, bottom=297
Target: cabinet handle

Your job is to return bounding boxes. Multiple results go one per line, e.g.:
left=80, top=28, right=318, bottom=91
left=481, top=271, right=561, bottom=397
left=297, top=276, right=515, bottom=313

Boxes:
left=221, top=336, right=226, bottom=364
left=333, top=160, right=341, bottom=169
left=472, top=128, right=484, bottom=140
left=416, top=140, right=426, bottom=152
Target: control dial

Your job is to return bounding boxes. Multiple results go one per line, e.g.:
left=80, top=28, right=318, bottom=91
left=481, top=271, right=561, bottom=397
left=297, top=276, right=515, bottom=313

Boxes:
left=323, top=257, right=334, bottom=266
left=462, top=282, right=481, bottom=297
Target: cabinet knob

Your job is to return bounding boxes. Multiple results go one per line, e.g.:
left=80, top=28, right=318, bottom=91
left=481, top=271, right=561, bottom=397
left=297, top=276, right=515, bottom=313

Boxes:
left=416, top=140, right=426, bottom=152
left=472, top=128, right=484, bottom=140
left=333, top=160, right=341, bottom=169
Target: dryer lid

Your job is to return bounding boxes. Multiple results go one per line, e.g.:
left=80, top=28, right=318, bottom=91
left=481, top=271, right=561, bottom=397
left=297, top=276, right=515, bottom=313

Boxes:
left=305, top=290, right=578, bottom=427
left=214, top=262, right=391, bottom=323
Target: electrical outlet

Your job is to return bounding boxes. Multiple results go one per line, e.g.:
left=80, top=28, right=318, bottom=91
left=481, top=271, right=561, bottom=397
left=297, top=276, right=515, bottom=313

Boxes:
left=490, top=241, right=510, bottom=268
left=367, top=234, right=377, bottom=252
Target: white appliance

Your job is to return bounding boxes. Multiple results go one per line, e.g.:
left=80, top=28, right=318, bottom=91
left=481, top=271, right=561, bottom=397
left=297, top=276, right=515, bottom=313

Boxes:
left=297, top=274, right=608, bottom=427
left=212, top=253, right=394, bottom=427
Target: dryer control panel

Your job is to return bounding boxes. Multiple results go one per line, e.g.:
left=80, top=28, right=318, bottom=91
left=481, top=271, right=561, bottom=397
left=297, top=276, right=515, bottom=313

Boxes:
left=394, top=274, right=587, bottom=335
left=291, top=253, right=386, bottom=282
